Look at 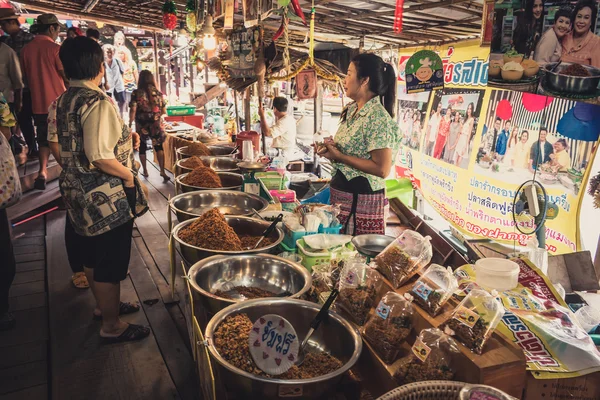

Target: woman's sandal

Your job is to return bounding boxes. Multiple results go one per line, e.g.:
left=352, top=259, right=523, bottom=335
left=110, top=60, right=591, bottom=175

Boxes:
left=72, top=272, right=89, bottom=289
left=160, top=173, right=171, bottom=182
left=93, top=301, right=141, bottom=321
left=101, top=323, right=151, bottom=344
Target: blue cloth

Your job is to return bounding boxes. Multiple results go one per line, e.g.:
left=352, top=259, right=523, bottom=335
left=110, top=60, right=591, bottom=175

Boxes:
left=495, top=129, right=509, bottom=156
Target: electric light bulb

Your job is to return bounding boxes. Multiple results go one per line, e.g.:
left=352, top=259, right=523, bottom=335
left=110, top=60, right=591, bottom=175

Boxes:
left=203, top=35, right=216, bottom=51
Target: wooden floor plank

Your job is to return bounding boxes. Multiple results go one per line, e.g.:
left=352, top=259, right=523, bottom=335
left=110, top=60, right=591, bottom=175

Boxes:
left=0, top=307, right=48, bottom=347
left=0, top=361, right=47, bottom=395
left=12, top=270, right=45, bottom=285
left=11, top=213, right=45, bottom=235
left=46, top=210, right=181, bottom=400
left=0, top=384, right=47, bottom=400
left=13, top=236, right=45, bottom=247
left=9, top=281, right=45, bottom=298
left=133, top=237, right=177, bottom=304
left=15, top=260, right=44, bottom=273
left=0, top=341, right=47, bottom=369
left=15, top=252, right=45, bottom=263
left=8, top=292, right=47, bottom=312
left=13, top=245, right=44, bottom=256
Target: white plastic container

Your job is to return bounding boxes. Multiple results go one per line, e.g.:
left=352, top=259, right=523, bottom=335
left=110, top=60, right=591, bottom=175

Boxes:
left=474, top=258, right=519, bottom=291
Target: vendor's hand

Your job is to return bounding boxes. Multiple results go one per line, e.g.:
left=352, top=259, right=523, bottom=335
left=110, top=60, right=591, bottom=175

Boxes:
left=131, top=131, right=140, bottom=151
left=320, top=143, right=343, bottom=162
left=124, top=173, right=135, bottom=188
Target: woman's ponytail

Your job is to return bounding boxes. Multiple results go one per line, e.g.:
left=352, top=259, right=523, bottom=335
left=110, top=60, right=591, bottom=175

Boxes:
left=382, top=63, right=397, bottom=119
left=350, top=54, right=397, bottom=119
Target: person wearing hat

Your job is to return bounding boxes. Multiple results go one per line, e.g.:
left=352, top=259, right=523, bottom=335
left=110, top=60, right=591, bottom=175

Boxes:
left=20, top=13, right=68, bottom=190
left=0, top=8, right=36, bottom=157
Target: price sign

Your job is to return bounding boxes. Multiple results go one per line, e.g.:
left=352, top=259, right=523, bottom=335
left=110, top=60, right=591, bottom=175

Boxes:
left=249, top=314, right=299, bottom=375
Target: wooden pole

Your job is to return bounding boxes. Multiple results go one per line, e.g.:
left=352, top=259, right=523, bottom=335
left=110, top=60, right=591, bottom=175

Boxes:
left=313, top=82, right=323, bottom=173
left=233, top=90, right=241, bottom=133
left=153, top=31, right=159, bottom=77
left=244, top=87, right=251, bottom=132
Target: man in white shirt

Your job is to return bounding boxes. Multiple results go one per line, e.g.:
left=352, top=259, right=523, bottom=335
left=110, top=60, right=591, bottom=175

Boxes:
left=425, top=102, right=442, bottom=156
left=102, top=45, right=126, bottom=114
left=259, top=97, right=297, bottom=155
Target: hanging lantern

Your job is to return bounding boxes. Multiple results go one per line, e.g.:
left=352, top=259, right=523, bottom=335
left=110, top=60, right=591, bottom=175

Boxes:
left=162, top=0, right=178, bottom=31
left=186, top=0, right=197, bottom=33
left=393, top=0, right=404, bottom=34
left=201, top=14, right=216, bottom=51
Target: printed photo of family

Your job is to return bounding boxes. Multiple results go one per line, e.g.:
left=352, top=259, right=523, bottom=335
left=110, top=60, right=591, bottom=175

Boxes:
left=421, top=89, right=484, bottom=169
left=475, top=90, right=599, bottom=195
left=397, top=91, right=431, bottom=151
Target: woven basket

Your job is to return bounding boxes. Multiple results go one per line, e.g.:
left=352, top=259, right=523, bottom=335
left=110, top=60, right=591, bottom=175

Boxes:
left=377, top=381, right=466, bottom=400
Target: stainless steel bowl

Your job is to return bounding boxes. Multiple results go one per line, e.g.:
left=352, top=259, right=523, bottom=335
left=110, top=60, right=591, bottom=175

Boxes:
left=170, top=190, right=269, bottom=222
left=175, top=157, right=240, bottom=176
left=205, top=298, right=362, bottom=399
left=208, top=145, right=239, bottom=158
left=543, top=62, right=600, bottom=94
left=352, top=234, right=395, bottom=258
left=175, top=172, right=243, bottom=194
left=173, top=215, right=284, bottom=262
left=187, top=254, right=312, bottom=314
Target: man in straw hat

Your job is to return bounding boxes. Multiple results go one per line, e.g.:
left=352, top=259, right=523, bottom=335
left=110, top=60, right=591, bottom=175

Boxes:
left=20, top=14, right=68, bottom=190
left=0, top=8, right=36, bottom=157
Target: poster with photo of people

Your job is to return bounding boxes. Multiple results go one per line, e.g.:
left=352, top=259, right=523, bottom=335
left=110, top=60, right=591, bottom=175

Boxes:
left=397, top=91, right=431, bottom=151
left=476, top=90, right=599, bottom=196
left=489, top=0, right=600, bottom=99
left=422, top=89, right=485, bottom=169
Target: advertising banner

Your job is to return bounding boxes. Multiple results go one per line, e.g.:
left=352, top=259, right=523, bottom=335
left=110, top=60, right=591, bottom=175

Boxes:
left=395, top=40, right=600, bottom=254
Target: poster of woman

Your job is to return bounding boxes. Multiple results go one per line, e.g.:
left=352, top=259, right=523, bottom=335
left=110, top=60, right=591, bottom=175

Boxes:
left=397, top=91, right=431, bottom=151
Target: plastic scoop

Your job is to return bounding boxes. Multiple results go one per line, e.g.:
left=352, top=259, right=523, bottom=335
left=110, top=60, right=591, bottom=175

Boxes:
left=250, top=213, right=283, bottom=249
left=296, top=289, right=339, bottom=366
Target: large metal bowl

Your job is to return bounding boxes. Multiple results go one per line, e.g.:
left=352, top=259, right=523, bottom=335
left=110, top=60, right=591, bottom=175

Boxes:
left=175, top=172, right=243, bottom=194
left=170, top=190, right=269, bottom=222
left=173, top=215, right=283, bottom=262
left=175, top=157, right=240, bottom=176
left=543, top=62, right=600, bottom=94
left=176, top=145, right=239, bottom=160
left=205, top=298, right=362, bottom=399
left=352, top=234, right=395, bottom=258
left=187, top=254, right=312, bottom=314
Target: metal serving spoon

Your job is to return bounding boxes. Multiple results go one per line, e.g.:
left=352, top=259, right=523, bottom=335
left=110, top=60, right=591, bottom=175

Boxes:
left=296, top=289, right=339, bottom=366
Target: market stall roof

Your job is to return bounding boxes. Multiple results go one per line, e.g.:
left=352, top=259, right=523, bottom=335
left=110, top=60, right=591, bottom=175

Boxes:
left=13, top=0, right=482, bottom=46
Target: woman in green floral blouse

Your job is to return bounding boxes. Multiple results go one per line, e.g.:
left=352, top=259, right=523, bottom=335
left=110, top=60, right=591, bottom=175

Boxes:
left=318, top=53, right=398, bottom=235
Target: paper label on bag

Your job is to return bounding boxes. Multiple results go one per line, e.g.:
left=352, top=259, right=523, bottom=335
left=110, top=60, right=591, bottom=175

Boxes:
left=412, top=337, right=431, bottom=362
left=344, top=270, right=358, bottom=287
left=453, top=306, right=480, bottom=329
left=412, top=281, right=433, bottom=301
left=249, top=314, right=299, bottom=375
left=376, top=300, right=391, bottom=320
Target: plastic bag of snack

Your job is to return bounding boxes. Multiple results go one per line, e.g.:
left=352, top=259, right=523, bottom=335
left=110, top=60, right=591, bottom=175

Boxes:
left=338, top=262, right=383, bottom=325
left=305, top=263, right=334, bottom=304
left=375, top=230, right=433, bottom=288
left=363, top=291, right=414, bottom=364
left=441, top=289, right=505, bottom=354
left=409, top=264, right=458, bottom=317
left=394, top=328, right=459, bottom=384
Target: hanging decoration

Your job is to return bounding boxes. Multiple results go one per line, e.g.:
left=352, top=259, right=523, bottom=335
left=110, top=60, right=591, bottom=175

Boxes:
left=290, top=0, right=307, bottom=25
left=162, top=0, right=178, bottom=31
left=393, top=0, right=404, bottom=33
left=186, top=0, right=197, bottom=33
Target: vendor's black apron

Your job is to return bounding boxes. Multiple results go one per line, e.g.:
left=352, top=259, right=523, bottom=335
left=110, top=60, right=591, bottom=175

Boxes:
left=330, top=171, right=386, bottom=236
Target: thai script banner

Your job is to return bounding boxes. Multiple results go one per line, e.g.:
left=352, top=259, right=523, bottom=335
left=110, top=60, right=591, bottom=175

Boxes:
left=396, top=40, right=599, bottom=254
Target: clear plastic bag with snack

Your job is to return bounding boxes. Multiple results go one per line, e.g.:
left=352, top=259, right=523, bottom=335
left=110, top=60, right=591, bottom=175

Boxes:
left=338, top=262, right=383, bottom=325
left=375, top=230, right=433, bottom=288
left=441, top=289, right=505, bottom=354
left=363, top=291, right=414, bottom=364
left=409, top=264, right=458, bottom=317
left=394, top=328, right=459, bottom=385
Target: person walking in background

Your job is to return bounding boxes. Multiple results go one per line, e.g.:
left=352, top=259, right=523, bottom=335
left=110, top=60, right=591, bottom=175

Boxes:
left=0, top=9, right=36, bottom=157
left=103, top=45, right=126, bottom=115
left=86, top=28, right=101, bottom=42
left=425, top=102, right=442, bottom=156
left=495, top=119, right=511, bottom=161
left=48, top=37, right=149, bottom=342
left=433, top=105, right=452, bottom=160
left=117, top=47, right=138, bottom=115
left=529, top=127, right=554, bottom=171
left=444, top=110, right=461, bottom=164
left=129, top=70, right=168, bottom=180
left=20, top=14, right=68, bottom=190
left=66, top=27, right=83, bottom=39
left=0, top=41, right=24, bottom=130
left=0, top=92, right=18, bottom=331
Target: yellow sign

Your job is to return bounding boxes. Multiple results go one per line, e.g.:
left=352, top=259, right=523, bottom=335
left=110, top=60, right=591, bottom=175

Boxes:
left=395, top=40, right=599, bottom=254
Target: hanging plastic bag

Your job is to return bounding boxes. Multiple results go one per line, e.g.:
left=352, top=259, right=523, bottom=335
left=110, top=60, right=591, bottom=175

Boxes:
left=338, top=262, right=383, bottom=325
left=441, top=289, right=505, bottom=354
left=409, top=264, right=458, bottom=317
left=375, top=230, right=432, bottom=288
left=394, top=328, right=459, bottom=384
left=363, top=291, right=414, bottom=364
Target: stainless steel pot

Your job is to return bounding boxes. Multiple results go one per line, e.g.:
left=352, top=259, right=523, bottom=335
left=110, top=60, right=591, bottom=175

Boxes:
left=187, top=254, right=312, bottom=314
left=175, top=172, right=243, bottom=194
left=176, top=145, right=239, bottom=160
left=175, top=157, right=240, bottom=176
left=543, top=62, right=600, bottom=94
left=172, top=215, right=283, bottom=263
left=170, top=190, right=269, bottom=222
left=204, top=299, right=362, bottom=399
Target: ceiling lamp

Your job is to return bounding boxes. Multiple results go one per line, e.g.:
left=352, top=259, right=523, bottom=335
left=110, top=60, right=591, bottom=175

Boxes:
left=201, top=14, right=216, bottom=51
